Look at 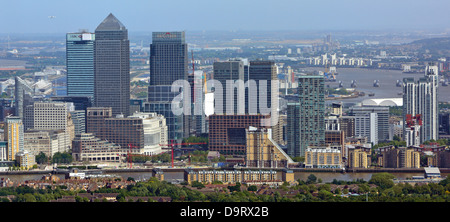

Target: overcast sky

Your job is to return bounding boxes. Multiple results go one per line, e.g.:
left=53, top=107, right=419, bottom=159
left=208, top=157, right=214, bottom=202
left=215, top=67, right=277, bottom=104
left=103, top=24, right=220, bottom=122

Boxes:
left=1, top=0, right=449, bottom=33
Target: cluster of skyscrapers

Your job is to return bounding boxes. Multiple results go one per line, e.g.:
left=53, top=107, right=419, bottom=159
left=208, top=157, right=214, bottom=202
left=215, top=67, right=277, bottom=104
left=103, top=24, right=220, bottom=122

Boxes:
left=0, top=13, right=445, bottom=171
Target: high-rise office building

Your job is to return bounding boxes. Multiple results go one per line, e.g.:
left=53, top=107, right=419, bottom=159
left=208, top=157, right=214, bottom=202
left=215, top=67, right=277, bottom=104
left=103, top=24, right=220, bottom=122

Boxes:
left=50, top=96, right=92, bottom=112
left=339, top=116, right=356, bottom=138
left=187, top=71, right=206, bottom=135
left=4, top=116, right=24, bottom=161
left=287, top=75, right=325, bottom=157
left=14, top=76, right=34, bottom=119
left=349, top=106, right=389, bottom=143
left=213, top=60, right=245, bottom=114
left=286, top=103, right=301, bottom=157
left=147, top=31, right=188, bottom=142
left=354, top=113, right=378, bottom=145
left=0, top=99, right=14, bottom=122
left=94, top=13, right=130, bottom=116
left=70, top=110, right=86, bottom=136
left=145, top=86, right=185, bottom=143
left=149, top=31, right=188, bottom=85
left=23, top=102, right=75, bottom=151
left=50, top=96, right=92, bottom=135
left=403, top=65, right=439, bottom=144
left=439, top=112, right=450, bottom=135
left=207, top=60, right=280, bottom=157
left=66, top=32, right=95, bottom=98
left=248, top=60, right=278, bottom=118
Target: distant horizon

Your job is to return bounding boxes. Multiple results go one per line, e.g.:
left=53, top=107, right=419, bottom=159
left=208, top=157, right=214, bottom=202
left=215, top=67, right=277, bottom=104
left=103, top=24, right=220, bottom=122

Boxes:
left=1, top=28, right=450, bottom=36
left=1, top=0, right=450, bottom=34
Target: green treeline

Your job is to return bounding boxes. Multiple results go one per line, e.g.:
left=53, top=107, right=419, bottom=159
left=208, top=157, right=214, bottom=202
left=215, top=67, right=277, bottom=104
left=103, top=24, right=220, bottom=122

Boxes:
left=3, top=173, right=450, bottom=202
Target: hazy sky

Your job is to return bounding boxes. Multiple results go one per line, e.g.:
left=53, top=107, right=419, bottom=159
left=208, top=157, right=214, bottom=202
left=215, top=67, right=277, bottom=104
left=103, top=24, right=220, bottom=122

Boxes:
left=1, top=0, right=449, bottom=33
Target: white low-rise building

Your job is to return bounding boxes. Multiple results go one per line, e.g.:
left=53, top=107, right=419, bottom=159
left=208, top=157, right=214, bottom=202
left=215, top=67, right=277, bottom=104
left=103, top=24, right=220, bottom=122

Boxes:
left=129, top=112, right=168, bottom=155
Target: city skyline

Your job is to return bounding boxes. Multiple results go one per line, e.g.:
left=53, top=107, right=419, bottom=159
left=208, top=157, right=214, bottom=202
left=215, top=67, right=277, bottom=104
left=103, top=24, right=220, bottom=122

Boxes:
left=1, top=0, right=450, bottom=34
left=1, top=1, right=450, bottom=208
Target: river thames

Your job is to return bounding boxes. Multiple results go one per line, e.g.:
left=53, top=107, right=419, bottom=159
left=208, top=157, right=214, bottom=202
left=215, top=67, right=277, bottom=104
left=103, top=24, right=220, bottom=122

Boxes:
left=304, top=67, right=450, bottom=104
left=2, top=170, right=449, bottom=184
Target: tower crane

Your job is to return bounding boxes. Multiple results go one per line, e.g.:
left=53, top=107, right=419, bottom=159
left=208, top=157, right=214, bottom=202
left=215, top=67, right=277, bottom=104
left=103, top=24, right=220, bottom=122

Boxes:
left=127, top=144, right=139, bottom=169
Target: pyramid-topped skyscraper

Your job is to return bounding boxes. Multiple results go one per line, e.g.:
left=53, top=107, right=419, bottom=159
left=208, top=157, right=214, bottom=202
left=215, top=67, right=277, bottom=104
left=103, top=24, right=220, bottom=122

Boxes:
left=96, top=13, right=127, bottom=31
left=94, top=13, right=130, bottom=116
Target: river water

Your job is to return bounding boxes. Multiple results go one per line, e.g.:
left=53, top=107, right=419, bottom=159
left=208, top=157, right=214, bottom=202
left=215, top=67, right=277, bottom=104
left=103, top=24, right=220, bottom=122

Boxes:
left=3, top=171, right=448, bottom=184
left=303, top=67, right=450, bottom=104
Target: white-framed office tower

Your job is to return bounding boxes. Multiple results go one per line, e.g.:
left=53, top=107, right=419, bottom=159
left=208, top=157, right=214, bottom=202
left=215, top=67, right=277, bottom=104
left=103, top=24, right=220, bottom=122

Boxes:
left=354, top=113, right=378, bottom=145
left=403, top=65, right=439, bottom=144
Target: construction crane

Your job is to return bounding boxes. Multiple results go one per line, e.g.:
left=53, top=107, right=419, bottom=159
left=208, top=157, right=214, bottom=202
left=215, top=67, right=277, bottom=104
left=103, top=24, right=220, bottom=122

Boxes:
left=127, top=144, right=139, bottom=169
left=159, top=141, right=207, bottom=168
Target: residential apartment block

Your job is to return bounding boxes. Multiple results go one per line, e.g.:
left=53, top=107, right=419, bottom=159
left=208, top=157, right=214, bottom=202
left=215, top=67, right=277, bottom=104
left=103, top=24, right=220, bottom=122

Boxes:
left=378, top=146, right=421, bottom=168
left=305, top=145, right=342, bottom=169
left=245, top=127, right=294, bottom=168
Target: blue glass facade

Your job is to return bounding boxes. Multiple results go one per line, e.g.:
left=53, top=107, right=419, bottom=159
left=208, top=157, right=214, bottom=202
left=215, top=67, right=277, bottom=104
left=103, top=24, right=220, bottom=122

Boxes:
left=147, top=31, right=188, bottom=141
left=145, top=85, right=184, bottom=142
left=66, top=32, right=95, bottom=98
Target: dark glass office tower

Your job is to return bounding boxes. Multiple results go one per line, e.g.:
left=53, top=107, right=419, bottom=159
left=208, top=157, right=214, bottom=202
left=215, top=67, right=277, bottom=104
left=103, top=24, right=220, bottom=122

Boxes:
left=94, top=13, right=130, bottom=116
left=147, top=31, right=188, bottom=142
left=213, top=60, right=245, bottom=114
left=248, top=60, right=278, bottom=116
left=66, top=32, right=95, bottom=98
left=149, top=32, right=187, bottom=85
left=287, top=74, right=325, bottom=157
left=286, top=103, right=301, bottom=157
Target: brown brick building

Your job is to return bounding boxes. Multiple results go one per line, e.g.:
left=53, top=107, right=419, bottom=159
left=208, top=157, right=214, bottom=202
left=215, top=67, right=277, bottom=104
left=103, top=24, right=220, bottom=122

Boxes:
left=208, top=114, right=270, bottom=155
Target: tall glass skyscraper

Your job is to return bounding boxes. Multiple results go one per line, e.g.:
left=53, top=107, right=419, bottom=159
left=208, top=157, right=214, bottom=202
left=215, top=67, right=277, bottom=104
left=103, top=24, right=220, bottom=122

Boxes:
left=14, top=76, right=34, bottom=119
left=145, top=86, right=185, bottom=142
left=149, top=32, right=188, bottom=85
left=248, top=60, right=278, bottom=117
left=94, top=13, right=130, bottom=116
left=287, top=74, right=325, bottom=157
left=213, top=60, right=245, bottom=115
left=66, top=32, right=95, bottom=98
left=286, top=103, right=301, bottom=157
left=147, top=31, right=188, bottom=142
